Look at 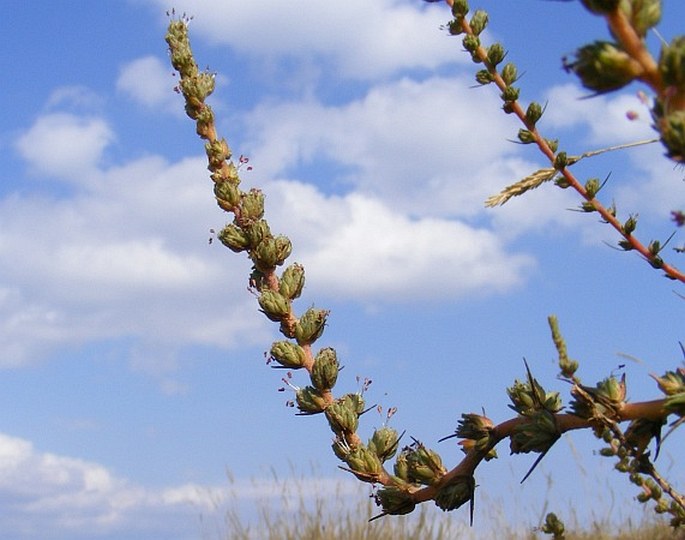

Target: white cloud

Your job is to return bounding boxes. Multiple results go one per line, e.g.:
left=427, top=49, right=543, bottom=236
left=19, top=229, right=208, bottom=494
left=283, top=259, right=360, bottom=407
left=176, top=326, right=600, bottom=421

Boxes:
left=245, top=76, right=522, bottom=218
left=45, top=86, right=104, bottom=113
left=265, top=180, right=534, bottom=301
left=116, top=56, right=181, bottom=113
left=2, top=122, right=269, bottom=368
left=0, top=433, right=222, bottom=538
left=543, top=83, right=656, bottom=146
left=15, top=112, right=114, bottom=183
left=153, top=0, right=462, bottom=80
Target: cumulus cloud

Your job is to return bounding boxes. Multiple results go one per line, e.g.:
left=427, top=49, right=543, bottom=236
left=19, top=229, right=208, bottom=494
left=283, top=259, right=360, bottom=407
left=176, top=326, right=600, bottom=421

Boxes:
left=116, top=56, right=181, bottom=113
left=244, top=76, right=524, bottom=218
left=150, top=0, right=462, bottom=80
left=0, top=431, right=373, bottom=539
left=3, top=77, right=543, bottom=369
left=543, top=83, right=655, bottom=146
left=265, top=180, right=534, bottom=300
left=15, top=112, right=114, bottom=183
left=3, top=124, right=269, bottom=368
left=0, top=433, right=224, bottom=538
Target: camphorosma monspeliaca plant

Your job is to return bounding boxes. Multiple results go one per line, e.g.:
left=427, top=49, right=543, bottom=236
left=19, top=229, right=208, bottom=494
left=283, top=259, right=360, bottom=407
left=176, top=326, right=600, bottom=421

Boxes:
left=165, top=0, right=685, bottom=530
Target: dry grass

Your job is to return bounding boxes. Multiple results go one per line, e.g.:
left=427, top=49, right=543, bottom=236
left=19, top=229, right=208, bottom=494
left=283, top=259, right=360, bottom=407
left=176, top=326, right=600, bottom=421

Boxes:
left=197, top=469, right=681, bottom=540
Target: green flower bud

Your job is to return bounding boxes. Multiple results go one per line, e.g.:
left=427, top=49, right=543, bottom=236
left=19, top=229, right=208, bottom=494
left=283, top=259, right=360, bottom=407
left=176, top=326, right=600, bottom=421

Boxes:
left=456, top=413, right=493, bottom=441
left=598, top=375, right=626, bottom=403
left=469, top=10, right=488, bottom=36
left=325, top=397, right=360, bottom=436
left=310, top=347, right=339, bottom=392
left=257, top=289, right=290, bottom=322
left=368, top=426, right=400, bottom=462
left=270, top=340, right=306, bottom=369
left=657, top=109, right=685, bottom=163
left=664, top=391, right=685, bottom=416
left=620, top=0, right=660, bottom=38
left=295, top=386, right=328, bottom=414
left=546, top=139, right=559, bottom=153
left=517, top=129, right=535, bottom=144
left=510, top=410, right=560, bottom=454
left=652, top=368, right=685, bottom=396
left=525, top=102, right=543, bottom=127
left=585, top=177, right=601, bottom=198
left=294, top=308, right=329, bottom=345
left=178, top=71, right=215, bottom=102
left=374, top=486, right=416, bottom=516
left=332, top=437, right=351, bottom=461
left=554, top=176, right=571, bottom=189
left=452, top=0, right=469, bottom=18
left=244, top=219, right=271, bottom=248
left=341, top=392, right=365, bottom=415
left=434, top=477, right=474, bottom=512
left=214, top=179, right=241, bottom=209
left=500, top=62, right=517, bottom=85
left=405, top=443, right=446, bottom=486
left=205, top=138, right=230, bottom=170
left=462, top=35, right=481, bottom=61
left=218, top=223, right=250, bottom=253
left=393, top=450, right=410, bottom=482
left=487, top=43, right=505, bottom=66
left=253, top=235, right=292, bottom=269
left=565, top=41, right=642, bottom=94
left=501, top=86, right=520, bottom=103
left=622, top=214, right=638, bottom=235
left=345, top=445, right=383, bottom=480
left=475, top=69, right=494, bottom=85
left=447, top=19, right=464, bottom=37
left=240, top=188, right=265, bottom=222
left=554, top=152, right=569, bottom=170
left=279, top=263, right=305, bottom=299
left=659, top=37, right=685, bottom=87
left=542, top=512, right=565, bottom=537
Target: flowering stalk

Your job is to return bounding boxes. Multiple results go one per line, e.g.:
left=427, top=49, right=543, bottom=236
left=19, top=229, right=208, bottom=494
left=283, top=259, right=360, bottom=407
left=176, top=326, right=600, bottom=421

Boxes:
left=443, top=0, right=685, bottom=282
left=166, top=3, right=685, bottom=529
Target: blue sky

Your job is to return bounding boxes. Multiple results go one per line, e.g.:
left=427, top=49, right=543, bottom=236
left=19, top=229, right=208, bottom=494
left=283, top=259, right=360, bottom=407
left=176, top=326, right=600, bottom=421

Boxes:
left=1, top=1, right=684, bottom=538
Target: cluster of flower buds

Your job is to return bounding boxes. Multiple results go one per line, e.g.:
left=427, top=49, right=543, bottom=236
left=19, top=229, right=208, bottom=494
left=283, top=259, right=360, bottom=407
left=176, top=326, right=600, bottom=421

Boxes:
left=510, top=409, right=560, bottom=455
left=652, top=367, right=685, bottom=416
left=374, top=486, right=416, bottom=517
left=310, top=348, right=339, bottom=392
left=507, top=372, right=563, bottom=418
left=507, top=365, right=563, bottom=456
left=295, top=385, right=329, bottom=415
left=368, top=426, right=401, bottom=463
left=562, top=1, right=685, bottom=164
left=654, top=36, right=685, bottom=163
left=453, top=413, right=497, bottom=460
left=325, top=393, right=365, bottom=438
left=341, top=444, right=384, bottom=482
left=394, top=441, right=446, bottom=486
left=294, top=308, right=329, bottom=345
left=570, top=375, right=627, bottom=433
left=434, top=476, right=474, bottom=513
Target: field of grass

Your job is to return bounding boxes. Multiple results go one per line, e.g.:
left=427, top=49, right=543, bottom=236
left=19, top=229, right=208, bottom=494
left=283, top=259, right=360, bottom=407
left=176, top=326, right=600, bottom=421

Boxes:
left=198, top=470, right=681, bottom=540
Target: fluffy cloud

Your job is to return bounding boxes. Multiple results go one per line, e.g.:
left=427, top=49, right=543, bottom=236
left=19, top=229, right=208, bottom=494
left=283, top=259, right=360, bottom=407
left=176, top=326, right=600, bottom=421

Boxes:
left=244, top=76, right=525, bottom=218
left=265, top=180, right=534, bottom=300
left=116, top=56, right=182, bottom=113
left=543, top=83, right=655, bottom=146
left=3, top=121, right=269, bottom=368
left=15, top=113, right=114, bottom=183
left=151, top=0, right=462, bottom=80
left=0, top=433, right=223, bottom=538
left=4, top=75, right=543, bottom=367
